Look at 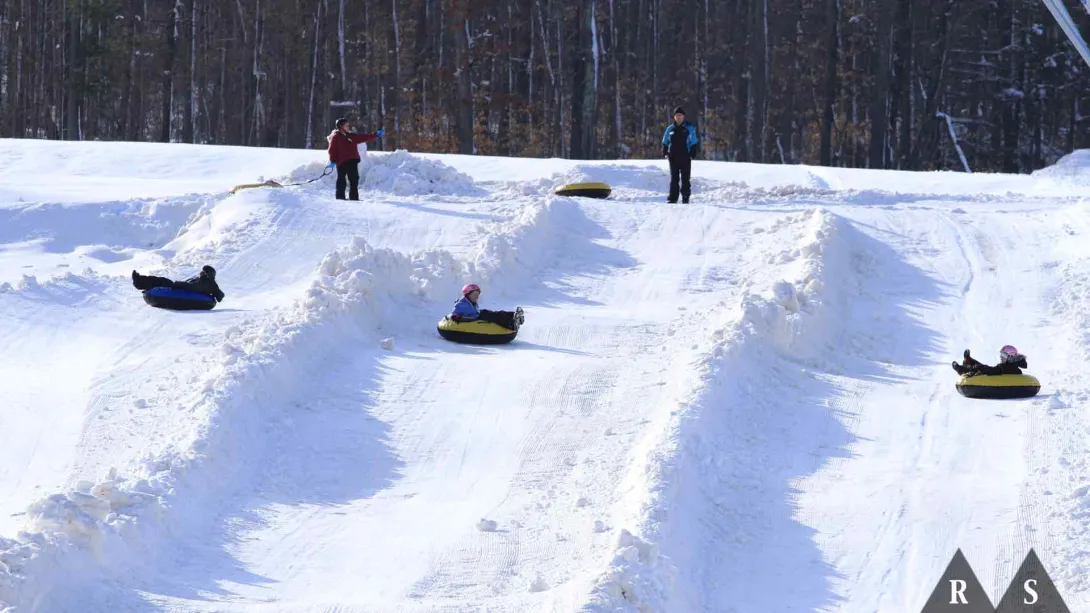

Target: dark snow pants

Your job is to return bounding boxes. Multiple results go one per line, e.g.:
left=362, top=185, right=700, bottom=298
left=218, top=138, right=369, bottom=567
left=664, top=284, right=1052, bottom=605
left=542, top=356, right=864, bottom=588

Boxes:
left=477, top=309, right=518, bottom=330
left=668, top=155, right=691, bottom=203
left=336, top=159, right=360, bottom=200
left=133, top=272, right=177, bottom=291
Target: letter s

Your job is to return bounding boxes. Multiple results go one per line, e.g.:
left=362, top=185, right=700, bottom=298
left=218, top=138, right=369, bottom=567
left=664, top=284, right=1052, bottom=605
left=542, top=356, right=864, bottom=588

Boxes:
left=1024, top=579, right=1038, bottom=604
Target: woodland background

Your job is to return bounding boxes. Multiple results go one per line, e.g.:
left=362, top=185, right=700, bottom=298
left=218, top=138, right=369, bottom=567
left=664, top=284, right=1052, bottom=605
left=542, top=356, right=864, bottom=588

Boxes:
left=3, top=0, right=1090, bottom=172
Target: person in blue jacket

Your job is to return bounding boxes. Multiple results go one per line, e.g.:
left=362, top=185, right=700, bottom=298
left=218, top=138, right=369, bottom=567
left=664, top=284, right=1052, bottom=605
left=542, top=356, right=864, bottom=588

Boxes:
left=450, top=283, right=524, bottom=331
left=661, top=106, right=699, bottom=204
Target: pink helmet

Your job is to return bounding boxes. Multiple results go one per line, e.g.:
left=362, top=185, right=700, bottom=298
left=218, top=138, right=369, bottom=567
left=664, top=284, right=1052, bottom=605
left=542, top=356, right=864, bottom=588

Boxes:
left=462, top=283, right=481, bottom=296
left=1000, top=345, right=1019, bottom=363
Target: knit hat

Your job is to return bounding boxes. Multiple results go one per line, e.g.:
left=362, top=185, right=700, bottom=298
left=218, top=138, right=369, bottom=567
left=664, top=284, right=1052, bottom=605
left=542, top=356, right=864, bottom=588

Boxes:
left=335, top=117, right=349, bottom=128
left=201, top=265, right=216, bottom=279
left=673, top=106, right=686, bottom=116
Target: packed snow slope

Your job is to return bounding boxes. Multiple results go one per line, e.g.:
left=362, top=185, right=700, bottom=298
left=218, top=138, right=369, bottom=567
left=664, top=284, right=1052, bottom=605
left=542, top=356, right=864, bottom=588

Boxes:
left=4, top=139, right=1090, bottom=613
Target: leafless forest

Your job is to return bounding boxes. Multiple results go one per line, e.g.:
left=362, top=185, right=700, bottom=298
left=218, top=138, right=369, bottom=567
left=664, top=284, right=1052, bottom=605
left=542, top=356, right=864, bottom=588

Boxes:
left=2, top=0, right=1090, bottom=172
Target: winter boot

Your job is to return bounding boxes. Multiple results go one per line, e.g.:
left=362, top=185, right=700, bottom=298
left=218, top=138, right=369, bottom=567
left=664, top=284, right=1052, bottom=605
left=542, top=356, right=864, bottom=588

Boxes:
left=514, top=307, right=525, bottom=330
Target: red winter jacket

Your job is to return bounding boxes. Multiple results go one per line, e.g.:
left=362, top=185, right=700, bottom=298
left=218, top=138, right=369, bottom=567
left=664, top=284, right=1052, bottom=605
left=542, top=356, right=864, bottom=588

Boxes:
left=327, top=129, right=379, bottom=165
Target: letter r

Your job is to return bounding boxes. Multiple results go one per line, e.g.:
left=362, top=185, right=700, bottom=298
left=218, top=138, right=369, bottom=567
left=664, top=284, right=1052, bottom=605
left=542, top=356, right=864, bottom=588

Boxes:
left=950, top=579, right=968, bottom=604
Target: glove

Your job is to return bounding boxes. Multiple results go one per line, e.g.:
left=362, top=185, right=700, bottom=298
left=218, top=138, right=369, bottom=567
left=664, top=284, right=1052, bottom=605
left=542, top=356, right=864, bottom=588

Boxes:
left=327, top=161, right=336, bottom=169
left=376, top=129, right=385, bottom=138
left=963, top=349, right=971, bottom=360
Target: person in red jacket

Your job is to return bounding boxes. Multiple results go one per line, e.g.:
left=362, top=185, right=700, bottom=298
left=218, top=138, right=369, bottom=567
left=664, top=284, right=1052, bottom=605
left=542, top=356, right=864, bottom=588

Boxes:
left=326, top=117, right=383, bottom=200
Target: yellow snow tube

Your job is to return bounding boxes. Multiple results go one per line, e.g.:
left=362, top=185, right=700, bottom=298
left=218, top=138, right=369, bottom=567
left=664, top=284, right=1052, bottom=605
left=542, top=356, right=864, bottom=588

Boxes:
left=436, top=317, right=518, bottom=345
left=956, top=374, right=1040, bottom=399
left=555, top=182, right=611, bottom=199
left=230, top=180, right=283, bottom=194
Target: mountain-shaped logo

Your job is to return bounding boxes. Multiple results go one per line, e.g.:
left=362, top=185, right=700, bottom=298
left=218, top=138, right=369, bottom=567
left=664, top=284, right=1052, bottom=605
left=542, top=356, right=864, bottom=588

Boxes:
left=994, top=549, right=1070, bottom=613
left=920, top=549, right=1070, bottom=613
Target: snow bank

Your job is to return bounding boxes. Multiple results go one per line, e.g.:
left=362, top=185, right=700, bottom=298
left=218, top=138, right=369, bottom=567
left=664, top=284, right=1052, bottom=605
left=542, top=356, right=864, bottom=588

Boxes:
left=555, top=164, right=670, bottom=193
left=0, top=195, right=211, bottom=258
left=290, top=150, right=483, bottom=197
left=464, top=196, right=573, bottom=295
left=0, top=270, right=117, bottom=308
left=1044, top=252, right=1090, bottom=594
left=0, top=198, right=566, bottom=612
left=582, top=209, right=852, bottom=612
left=1031, top=150, right=1090, bottom=186
left=522, top=162, right=1011, bottom=208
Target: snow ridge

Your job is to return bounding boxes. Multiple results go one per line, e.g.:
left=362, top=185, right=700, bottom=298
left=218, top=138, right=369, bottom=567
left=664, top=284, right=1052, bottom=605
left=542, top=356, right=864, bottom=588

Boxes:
left=0, top=198, right=561, bottom=612
left=581, top=209, right=851, bottom=612
left=290, top=150, right=484, bottom=197
left=1044, top=239, right=1090, bottom=595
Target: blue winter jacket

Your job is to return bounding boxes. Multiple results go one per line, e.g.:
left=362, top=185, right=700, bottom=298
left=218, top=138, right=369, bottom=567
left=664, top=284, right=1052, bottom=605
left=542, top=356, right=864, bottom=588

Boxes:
left=662, top=121, right=699, bottom=157
left=450, top=296, right=480, bottom=320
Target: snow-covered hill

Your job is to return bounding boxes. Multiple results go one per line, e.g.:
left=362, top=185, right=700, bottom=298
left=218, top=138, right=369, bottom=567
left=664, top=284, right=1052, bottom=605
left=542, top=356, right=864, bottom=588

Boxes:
left=3, top=140, right=1090, bottom=612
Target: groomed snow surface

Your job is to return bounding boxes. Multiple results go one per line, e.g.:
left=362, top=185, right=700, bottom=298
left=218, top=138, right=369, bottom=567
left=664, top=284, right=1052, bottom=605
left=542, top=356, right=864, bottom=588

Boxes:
left=3, top=142, right=1090, bottom=613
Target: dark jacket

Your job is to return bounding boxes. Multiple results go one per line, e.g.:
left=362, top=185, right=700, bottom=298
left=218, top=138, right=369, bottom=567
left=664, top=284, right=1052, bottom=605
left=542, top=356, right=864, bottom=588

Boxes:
left=662, top=120, right=699, bottom=159
left=327, top=129, right=379, bottom=166
left=954, top=354, right=1027, bottom=376
left=174, top=275, right=225, bottom=302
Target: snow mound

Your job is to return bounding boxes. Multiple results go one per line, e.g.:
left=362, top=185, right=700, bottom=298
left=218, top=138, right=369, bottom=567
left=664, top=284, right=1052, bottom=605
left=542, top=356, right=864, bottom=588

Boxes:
left=0, top=269, right=116, bottom=307
left=164, top=188, right=285, bottom=268
left=507, top=163, right=676, bottom=199
left=586, top=530, right=674, bottom=611
left=465, top=198, right=568, bottom=293
left=555, top=164, right=668, bottom=192
left=0, top=195, right=211, bottom=259
left=1032, top=149, right=1090, bottom=186
left=292, top=150, right=482, bottom=196
left=583, top=209, right=852, bottom=612
left=0, top=199, right=564, bottom=611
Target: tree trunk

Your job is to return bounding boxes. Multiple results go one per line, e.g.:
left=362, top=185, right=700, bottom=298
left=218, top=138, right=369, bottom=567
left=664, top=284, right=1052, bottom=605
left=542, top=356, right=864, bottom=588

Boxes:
left=305, top=0, right=322, bottom=147
left=183, top=0, right=196, bottom=144
left=819, top=0, right=838, bottom=166
left=337, top=0, right=347, bottom=100
left=609, top=0, right=623, bottom=156
left=389, top=0, right=401, bottom=149
left=894, top=0, right=913, bottom=168
left=733, top=0, right=750, bottom=160
left=454, top=0, right=474, bottom=154
left=909, top=0, right=954, bottom=169
left=160, top=2, right=177, bottom=142
left=122, top=0, right=138, bottom=141
left=571, top=0, right=598, bottom=159
left=65, top=1, right=80, bottom=140
left=868, top=0, right=893, bottom=168
left=748, top=0, right=768, bottom=162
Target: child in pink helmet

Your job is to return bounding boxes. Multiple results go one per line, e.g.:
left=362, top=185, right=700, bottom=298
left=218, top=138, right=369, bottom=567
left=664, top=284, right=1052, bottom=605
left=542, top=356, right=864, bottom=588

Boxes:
left=952, top=345, right=1027, bottom=376
left=450, top=283, right=525, bottom=331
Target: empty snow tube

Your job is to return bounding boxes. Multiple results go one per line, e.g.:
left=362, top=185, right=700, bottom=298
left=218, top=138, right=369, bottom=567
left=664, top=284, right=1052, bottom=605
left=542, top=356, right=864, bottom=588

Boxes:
left=143, top=287, right=217, bottom=311
left=555, top=182, right=611, bottom=199
left=230, top=179, right=283, bottom=194
left=956, top=374, right=1040, bottom=399
left=437, top=317, right=517, bottom=345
